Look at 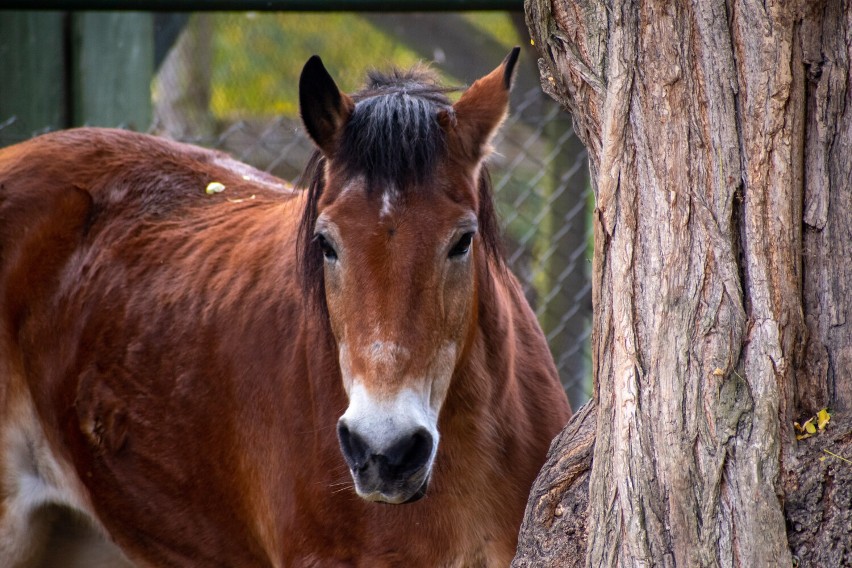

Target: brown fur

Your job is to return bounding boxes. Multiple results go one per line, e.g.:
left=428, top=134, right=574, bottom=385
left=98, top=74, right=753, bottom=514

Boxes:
left=0, top=53, right=569, bottom=568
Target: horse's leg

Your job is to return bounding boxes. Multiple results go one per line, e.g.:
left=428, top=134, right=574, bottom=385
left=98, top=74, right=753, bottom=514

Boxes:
left=38, top=506, right=136, bottom=568
left=2, top=508, right=60, bottom=568
left=0, top=381, right=131, bottom=568
left=1, top=498, right=133, bottom=568
left=0, top=417, right=57, bottom=567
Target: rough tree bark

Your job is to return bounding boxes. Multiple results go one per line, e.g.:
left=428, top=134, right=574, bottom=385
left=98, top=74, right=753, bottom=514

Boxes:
left=515, top=1, right=852, bottom=566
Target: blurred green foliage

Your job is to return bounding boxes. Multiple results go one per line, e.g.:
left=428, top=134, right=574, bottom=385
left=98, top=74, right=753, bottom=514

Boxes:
left=211, top=13, right=402, bottom=119
left=209, top=11, right=519, bottom=120
left=212, top=13, right=421, bottom=119
left=460, top=12, right=521, bottom=47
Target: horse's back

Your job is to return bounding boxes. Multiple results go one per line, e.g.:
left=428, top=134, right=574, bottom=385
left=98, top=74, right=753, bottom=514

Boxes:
left=0, top=128, right=296, bottom=313
left=0, top=129, right=300, bottom=567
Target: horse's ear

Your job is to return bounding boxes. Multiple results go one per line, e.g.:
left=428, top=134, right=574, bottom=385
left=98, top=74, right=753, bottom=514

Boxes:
left=442, top=47, right=520, bottom=163
left=299, top=55, right=355, bottom=156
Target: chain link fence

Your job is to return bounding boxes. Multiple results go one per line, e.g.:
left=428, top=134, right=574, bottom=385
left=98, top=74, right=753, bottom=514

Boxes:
left=0, top=10, right=592, bottom=408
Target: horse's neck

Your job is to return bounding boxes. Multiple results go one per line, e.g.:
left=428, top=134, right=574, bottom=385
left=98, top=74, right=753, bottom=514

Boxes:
left=414, top=265, right=548, bottom=563
left=439, top=266, right=521, bottom=455
left=455, top=255, right=566, bottom=453
left=299, top=321, right=349, bottom=450
left=463, top=262, right=526, bottom=398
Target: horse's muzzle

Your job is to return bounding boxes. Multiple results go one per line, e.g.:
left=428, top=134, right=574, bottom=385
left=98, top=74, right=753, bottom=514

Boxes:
left=337, top=421, right=434, bottom=504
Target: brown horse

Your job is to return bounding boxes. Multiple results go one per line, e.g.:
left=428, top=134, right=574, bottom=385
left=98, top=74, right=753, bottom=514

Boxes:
left=0, top=50, right=570, bottom=567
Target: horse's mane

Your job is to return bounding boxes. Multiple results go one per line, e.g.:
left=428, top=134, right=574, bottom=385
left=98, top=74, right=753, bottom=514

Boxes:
left=297, top=66, right=506, bottom=317
left=341, top=66, right=455, bottom=189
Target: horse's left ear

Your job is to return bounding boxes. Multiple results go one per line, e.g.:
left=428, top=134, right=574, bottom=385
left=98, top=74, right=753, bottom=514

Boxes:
left=299, top=55, right=355, bottom=156
left=441, top=47, right=520, bottom=163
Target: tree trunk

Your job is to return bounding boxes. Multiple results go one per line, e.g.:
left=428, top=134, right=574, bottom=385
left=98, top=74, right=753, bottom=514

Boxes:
left=515, top=1, right=852, bottom=566
left=152, top=14, right=214, bottom=141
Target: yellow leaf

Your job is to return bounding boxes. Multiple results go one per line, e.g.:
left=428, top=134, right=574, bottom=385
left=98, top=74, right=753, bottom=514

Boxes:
left=530, top=39, right=535, bottom=46
left=712, top=368, right=725, bottom=376
left=804, top=419, right=817, bottom=434
left=817, top=408, right=831, bottom=431
left=206, top=181, right=226, bottom=195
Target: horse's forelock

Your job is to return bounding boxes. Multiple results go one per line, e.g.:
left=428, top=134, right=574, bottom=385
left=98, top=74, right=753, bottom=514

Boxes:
left=335, top=71, right=457, bottom=191
left=363, top=65, right=446, bottom=93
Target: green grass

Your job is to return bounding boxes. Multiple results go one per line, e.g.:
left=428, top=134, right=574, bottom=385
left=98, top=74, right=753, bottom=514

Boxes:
left=210, top=13, right=424, bottom=119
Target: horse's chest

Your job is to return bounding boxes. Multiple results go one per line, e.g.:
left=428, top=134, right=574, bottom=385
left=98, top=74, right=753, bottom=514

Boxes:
left=292, top=546, right=509, bottom=568
left=288, top=504, right=513, bottom=567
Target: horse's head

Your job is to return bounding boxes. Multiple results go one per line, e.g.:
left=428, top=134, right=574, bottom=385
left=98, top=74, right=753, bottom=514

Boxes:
left=298, top=50, right=519, bottom=504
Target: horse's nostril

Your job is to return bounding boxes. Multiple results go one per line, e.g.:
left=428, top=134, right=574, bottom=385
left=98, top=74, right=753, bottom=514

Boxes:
left=337, top=421, right=369, bottom=470
left=385, top=428, right=433, bottom=473
left=339, top=421, right=434, bottom=484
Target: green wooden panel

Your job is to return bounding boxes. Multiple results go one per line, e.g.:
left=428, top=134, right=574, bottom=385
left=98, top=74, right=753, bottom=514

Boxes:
left=72, top=12, right=153, bottom=130
left=0, top=11, right=66, bottom=146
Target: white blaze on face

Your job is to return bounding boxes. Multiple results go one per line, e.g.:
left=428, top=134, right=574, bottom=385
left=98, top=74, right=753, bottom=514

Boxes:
left=341, top=383, right=438, bottom=458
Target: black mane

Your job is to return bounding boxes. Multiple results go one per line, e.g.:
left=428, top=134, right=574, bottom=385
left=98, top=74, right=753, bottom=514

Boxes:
left=340, top=66, right=455, bottom=189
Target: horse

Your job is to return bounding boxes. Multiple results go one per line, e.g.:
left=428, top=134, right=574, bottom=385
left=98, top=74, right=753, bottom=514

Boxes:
left=0, top=49, right=571, bottom=567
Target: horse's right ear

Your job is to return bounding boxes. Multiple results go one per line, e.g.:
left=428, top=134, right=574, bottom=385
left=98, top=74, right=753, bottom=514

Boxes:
left=299, top=56, right=354, bottom=156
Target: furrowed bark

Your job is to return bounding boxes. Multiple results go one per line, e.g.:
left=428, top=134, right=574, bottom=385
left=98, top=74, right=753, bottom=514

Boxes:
left=516, top=1, right=852, bottom=565
left=513, top=401, right=595, bottom=567
left=799, top=1, right=852, bottom=417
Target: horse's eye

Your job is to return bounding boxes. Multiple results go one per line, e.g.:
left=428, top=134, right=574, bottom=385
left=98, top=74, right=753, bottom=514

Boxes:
left=316, top=234, right=338, bottom=261
left=448, top=232, right=474, bottom=258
